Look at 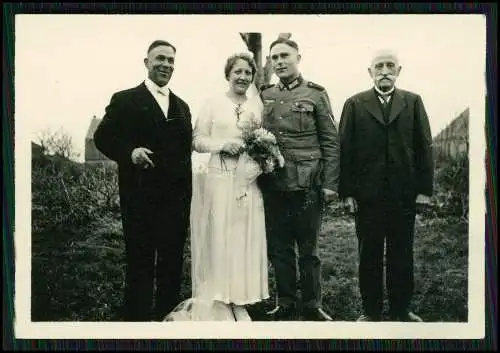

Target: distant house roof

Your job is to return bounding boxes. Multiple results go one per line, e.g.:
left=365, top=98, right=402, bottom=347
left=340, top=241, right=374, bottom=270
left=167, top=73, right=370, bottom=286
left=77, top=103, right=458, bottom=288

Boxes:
left=31, top=141, right=43, bottom=157
left=85, top=116, right=101, bottom=140
left=85, top=116, right=113, bottom=163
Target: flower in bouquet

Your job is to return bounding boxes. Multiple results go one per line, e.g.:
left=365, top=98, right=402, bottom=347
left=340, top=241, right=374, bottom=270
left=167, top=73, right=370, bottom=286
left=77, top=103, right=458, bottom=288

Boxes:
left=242, top=127, right=285, bottom=175
left=232, top=106, right=285, bottom=202
left=236, top=110, right=261, bottom=136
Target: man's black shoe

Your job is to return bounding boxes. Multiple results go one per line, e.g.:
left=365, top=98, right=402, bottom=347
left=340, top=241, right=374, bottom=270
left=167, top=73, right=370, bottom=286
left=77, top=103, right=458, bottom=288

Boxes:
left=356, top=314, right=382, bottom=322
left=301, top=307, right=333, bottom=321
left=387, top=311, right=423, bottom=322
left=266, top=305, right=298, bottom=321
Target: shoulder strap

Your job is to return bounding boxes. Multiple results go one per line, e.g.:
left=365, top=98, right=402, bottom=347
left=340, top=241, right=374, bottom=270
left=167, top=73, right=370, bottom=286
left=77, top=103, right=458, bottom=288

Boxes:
left=259, top=83, right=274, bottom=92
left=307, top=81, right=326, bottom=91
left=259, top=83, right=274, bottom=100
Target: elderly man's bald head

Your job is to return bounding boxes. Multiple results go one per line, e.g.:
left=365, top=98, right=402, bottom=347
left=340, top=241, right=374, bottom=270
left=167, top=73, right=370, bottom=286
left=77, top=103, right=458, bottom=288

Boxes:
left=370, top=49, right=400, bottom=67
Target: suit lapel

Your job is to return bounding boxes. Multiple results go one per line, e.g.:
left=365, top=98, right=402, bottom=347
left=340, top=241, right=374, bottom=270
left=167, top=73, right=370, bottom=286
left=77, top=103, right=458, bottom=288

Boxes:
left=362, top=88, right=407, bottom=126
left=134, top=82, right=186, bottom=124
left=387, top=89, right=407, bottom=125
left=362, top=90, right=385, bottom=125
left=167, top=91, right=182, bottom=119
left=134, top=83, right=166, bottom=123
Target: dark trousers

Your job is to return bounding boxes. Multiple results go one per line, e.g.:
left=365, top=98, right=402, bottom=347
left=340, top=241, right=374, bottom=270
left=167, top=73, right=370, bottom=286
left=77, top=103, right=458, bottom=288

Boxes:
left=355, top=197, right=416, bottom=318
left=121, top=191, right=190, bottom=321
left=263, top=188, right=323, bottom=309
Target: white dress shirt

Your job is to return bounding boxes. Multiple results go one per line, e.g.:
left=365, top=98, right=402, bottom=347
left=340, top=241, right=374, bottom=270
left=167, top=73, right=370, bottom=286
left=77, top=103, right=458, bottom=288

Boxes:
left=374, top=85, right=395, bottom=104
left=145, top=77, right=170, bottom=119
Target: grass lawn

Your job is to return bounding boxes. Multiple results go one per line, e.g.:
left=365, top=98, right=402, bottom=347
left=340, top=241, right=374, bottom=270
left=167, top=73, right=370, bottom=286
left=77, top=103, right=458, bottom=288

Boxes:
left=31, top=207, right=468, bottom=322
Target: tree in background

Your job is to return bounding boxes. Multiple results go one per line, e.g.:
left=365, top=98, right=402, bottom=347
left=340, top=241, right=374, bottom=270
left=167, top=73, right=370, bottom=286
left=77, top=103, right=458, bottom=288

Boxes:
left=240, top=32, right=292, bottom=89
left=36, top=128, right=79, bottom=161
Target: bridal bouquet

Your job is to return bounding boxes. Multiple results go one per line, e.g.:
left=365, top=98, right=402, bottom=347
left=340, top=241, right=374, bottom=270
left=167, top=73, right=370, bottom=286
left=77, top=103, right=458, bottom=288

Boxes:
left=243, top=126, right=285, bottom=174
left=234, top=109, right=285, bottom=200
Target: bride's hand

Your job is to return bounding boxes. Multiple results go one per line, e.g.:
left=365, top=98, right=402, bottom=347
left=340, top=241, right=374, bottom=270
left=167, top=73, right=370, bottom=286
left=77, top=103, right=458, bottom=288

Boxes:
left=221, top=140, right=245, bottom=155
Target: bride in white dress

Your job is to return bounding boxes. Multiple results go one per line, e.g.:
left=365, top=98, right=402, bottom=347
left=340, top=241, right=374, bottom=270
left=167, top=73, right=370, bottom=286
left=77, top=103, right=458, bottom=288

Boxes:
left=164, top=52, right=270, bottom=321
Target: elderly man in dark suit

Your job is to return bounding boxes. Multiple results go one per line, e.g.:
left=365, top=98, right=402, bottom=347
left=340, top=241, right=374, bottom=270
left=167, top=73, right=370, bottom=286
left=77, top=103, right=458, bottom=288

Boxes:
left=93, top=40, right=193, bottom=321
left=338, top=49, right=434, bottom=322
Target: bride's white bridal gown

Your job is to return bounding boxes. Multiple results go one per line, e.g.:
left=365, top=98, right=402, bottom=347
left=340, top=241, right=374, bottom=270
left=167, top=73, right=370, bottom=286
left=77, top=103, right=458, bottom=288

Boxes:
left=165, top=93, right=269, bottom=321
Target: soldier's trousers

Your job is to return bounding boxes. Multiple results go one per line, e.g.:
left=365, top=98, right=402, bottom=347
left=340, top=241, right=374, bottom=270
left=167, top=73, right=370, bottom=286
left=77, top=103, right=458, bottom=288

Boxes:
left=355, top=198, right=416, bottom=318
left=262, top=187, right=323, bottom=309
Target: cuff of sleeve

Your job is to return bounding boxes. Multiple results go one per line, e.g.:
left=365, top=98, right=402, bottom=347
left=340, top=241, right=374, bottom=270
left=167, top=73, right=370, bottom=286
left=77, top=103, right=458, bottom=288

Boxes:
left=123, top=146, right=137, bottom=165
left=211, top=141, right=226, bottom=153
left=417, top=181, right=434, bottom=197
left=338, top=188, right=353, bottom=200
left=417, top=189, right=433, bottom=197
left=193, top=137, right=226, bottom=153
left=322, top=182, right=338, bottom=193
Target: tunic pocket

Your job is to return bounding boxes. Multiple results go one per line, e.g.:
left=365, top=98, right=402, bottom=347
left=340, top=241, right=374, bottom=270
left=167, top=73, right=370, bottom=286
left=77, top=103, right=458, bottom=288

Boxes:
left=291, top=101, right=315, bottom=132
left=285, top=149, right=322, bottom=188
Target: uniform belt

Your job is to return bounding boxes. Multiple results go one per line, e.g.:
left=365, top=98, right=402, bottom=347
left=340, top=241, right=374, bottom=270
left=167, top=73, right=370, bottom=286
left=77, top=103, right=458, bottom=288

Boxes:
left=277, top=130, right=317, bottom=138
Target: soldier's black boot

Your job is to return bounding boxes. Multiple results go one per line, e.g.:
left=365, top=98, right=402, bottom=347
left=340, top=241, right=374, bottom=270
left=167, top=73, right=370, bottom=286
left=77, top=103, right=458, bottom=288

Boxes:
left=267, top=304, right=299, bottom=321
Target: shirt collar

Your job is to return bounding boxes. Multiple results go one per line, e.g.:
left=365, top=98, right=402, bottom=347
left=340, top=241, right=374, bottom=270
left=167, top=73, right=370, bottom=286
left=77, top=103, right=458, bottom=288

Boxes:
left=145, top=77, right=170, bottom=96
left=374, top=85, right=395, bottom=97
left=278, top=75, right=303, bottom=91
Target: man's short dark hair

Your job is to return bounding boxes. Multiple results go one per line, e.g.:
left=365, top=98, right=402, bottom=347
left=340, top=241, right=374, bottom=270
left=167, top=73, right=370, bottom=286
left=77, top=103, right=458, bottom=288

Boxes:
left=147, top=40, right=176, bottom=54
left=269, top=38, right=299, bottom=52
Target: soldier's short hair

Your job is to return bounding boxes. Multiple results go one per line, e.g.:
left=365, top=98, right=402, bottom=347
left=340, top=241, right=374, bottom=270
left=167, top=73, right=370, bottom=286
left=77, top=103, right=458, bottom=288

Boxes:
left=224, top=52, right=257, bottom=81
left=269, top=38, right=299, bottom=52
left=147, top=40, right=177, bottom=55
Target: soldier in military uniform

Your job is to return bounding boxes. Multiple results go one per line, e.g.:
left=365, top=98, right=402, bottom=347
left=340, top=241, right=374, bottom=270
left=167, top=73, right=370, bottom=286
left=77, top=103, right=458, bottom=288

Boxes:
left=258, top=38, right=340, bottom=321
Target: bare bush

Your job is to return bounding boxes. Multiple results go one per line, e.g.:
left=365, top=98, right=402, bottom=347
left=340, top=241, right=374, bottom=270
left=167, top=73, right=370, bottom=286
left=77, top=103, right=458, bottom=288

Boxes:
left=32, top=129, right=120, bottom=234
left=36, top=128, right=80, bottom=161
left=32, top=156, right=95, bottom=233
left=80, top=163, right=120, bottom=213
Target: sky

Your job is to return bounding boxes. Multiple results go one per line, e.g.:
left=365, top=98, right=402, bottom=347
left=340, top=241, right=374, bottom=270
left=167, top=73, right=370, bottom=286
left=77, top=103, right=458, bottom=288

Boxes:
left=15, top=14, right=486, bottom=162
left=13, top=14, right=488, bottom=337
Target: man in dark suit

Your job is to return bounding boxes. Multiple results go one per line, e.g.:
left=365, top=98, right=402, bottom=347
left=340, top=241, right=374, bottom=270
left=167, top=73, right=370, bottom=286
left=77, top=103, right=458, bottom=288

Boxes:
left=338, top=50, right=434, bottom=322
left=93, top=40, right=193, bottom=321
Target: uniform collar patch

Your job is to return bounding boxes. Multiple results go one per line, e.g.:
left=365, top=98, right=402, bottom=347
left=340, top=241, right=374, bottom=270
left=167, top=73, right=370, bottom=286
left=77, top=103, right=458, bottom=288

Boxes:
left=278, top=75, right=303, bottom=91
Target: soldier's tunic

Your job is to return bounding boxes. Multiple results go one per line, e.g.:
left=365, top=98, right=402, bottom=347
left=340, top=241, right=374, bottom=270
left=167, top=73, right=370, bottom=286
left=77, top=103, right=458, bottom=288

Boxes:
left=259, top=75, right=340, bottom=310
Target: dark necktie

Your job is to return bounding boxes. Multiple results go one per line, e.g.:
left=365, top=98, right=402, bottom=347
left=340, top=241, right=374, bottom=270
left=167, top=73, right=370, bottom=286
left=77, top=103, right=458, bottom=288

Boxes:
left=379, top=92, right=391, bottom=105
left=378, top=94, right=391, bottom=123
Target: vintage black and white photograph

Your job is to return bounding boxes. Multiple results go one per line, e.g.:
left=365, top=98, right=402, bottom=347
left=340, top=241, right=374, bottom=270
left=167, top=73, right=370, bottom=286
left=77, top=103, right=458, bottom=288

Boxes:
left=15, top=14, right=486, bottom=339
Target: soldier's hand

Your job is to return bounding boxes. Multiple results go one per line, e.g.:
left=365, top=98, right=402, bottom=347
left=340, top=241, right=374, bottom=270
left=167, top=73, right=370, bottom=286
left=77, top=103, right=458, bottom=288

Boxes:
left=415, top=194, right=432, bottom=214
left=322, top=188, right=338, bottom=204
left=344, top=197, right=358, bottom=214
left=415, top=194, right=431, bottom=205
left=131, top=147, right=155, bottom=169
